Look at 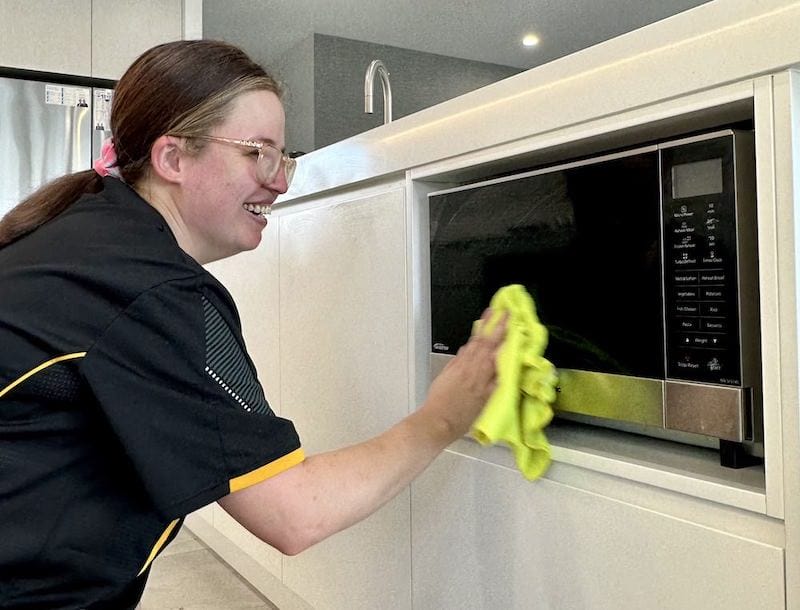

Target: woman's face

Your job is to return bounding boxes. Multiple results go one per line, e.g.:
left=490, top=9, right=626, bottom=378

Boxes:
left=179, top=89, right=288, bottom=263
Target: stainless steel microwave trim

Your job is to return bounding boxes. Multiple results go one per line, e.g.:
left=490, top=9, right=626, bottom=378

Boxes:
left=432, top=353, right=665, bottom=430
left=427, top=142, right=659, bottom=200
left=664, top=380, right=750, bottom=441
left=552, top=369, right=664, bottom=428
left=428, top=129, right=741, bottom=202
left=432, top=352, right=751, bottom=442
left=732, top=130, right=762, bottom=442
left=732, top=130, right=761, bottom=390
left=429, top=352, right=451, bottom=382
left=657, top=128, right=736, bottom=151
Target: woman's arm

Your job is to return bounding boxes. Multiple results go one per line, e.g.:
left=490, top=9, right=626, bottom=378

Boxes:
left=217, top=311, right=505, bottom=555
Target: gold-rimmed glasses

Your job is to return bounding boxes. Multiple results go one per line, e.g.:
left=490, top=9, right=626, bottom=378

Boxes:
left=187, top=135, right=296, bottom=187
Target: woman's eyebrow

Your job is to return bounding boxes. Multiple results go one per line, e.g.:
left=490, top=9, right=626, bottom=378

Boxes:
left=250, top=136, right=286, bottom=153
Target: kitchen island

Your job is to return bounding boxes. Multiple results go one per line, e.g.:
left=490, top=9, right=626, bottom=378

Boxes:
left=194, top=1, right=800, bottom=607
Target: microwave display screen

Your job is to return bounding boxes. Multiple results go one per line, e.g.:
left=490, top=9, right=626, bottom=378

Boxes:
left=429, top=151, right=664, bottom=379
left=672, top=158, right=723, bottom=199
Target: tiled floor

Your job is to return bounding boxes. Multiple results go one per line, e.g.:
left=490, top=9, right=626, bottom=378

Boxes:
left=139, top=527, right=277, bottom=609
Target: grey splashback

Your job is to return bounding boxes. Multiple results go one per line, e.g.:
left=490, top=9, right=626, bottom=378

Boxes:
left=273, top=34, right=522, bottom=154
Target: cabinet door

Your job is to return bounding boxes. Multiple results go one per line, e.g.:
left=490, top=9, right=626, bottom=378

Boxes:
left=91, top=0, right=182, bottom=79
left=412, top=450, right=785, bottom=610
left=0, top=0, right=91, bottom=75
left=278, top=187, right=413, bottom=609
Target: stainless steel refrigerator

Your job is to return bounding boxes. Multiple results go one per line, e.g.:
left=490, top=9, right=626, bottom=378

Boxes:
left=0, top=75, right=114, bottom=218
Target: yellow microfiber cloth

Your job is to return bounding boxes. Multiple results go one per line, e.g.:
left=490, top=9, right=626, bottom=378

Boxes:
left=471, top=284, right=558, bottom=480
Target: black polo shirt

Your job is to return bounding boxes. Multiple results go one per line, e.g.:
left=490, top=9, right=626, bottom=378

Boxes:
left=0, top=178, right=303, bottom=609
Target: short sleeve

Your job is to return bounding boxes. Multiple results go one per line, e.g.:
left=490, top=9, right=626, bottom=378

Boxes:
left=80, top=275, right=303, bottom=518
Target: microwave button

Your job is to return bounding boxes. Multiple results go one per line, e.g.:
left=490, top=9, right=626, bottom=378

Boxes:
left=702, top=302, right=726, bottom=317
left=702, top=319, right=727, bottom=332
left=673, top=222, right=696, bottom=236
left=701, top=287, right=725, bottom=299
left=675, top=252, right=699, bottom=266
left=674, top=351, right=702, bottom=371
left=700, top=271, right=726, bottom=284
left=701, top=251, right=724, bottom=265
left=675, top=272, right=700, bottom=284
left=708, top=334, right=727, bottom=349
left=676, top=303, right=700, bottom=315
left=678, top=319, right=698, bottom=331
left=673, top=236, right=697, bottom=251
left=676, top=288, right=699, bottom=300
left=672, top=204, right=698, bottom=220
left=691, top=335, right=712, bottom=347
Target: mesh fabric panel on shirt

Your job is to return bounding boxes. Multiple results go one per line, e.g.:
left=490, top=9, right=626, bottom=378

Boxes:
left=202, top=295, right=272, bottom=415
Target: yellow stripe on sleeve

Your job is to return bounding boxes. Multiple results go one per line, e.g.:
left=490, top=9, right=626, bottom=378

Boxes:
left=229, top=448, right=305, bottom=493
left=137, top=518, right=180, bottom=576
left=0, top=352, right=87, bottom=399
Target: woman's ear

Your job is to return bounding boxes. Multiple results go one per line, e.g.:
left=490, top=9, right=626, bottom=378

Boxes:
left=149, top=135, right=187, bottom=183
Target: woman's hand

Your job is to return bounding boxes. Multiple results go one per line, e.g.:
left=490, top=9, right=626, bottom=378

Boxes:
left=420, top=308, right=507, bottom=441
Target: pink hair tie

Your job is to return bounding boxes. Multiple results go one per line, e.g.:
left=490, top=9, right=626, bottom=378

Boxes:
left=93, top=137, right=122, bottom=179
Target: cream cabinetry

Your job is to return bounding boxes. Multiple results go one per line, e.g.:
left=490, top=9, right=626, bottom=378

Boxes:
left=0, top=0, right=183, bottom=79
left=91, top=0, right=182, bottom=79
left=412, top=446, right=784, bottom=609
left=0, top=0, right=92, bottom=75
left=202, top=180, right=413, bottom=608
left=278, top=184, right=412, bottom=609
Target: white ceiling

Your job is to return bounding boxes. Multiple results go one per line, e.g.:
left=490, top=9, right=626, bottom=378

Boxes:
left=204, top=0, right=713, bottom=70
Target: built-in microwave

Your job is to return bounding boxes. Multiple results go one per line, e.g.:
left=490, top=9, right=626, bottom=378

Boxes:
left=428, top=129, right=760, bottom=468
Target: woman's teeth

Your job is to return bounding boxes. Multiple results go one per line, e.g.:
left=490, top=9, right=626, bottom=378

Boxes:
left=243, top=203, right=271, bottom=217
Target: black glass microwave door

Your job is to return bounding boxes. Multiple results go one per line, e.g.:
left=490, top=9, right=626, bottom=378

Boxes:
left=430, top=151, right=664, bottom=379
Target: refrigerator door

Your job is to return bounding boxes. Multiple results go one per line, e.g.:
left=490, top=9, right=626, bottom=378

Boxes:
left=0, top=77, right=92, bottom=218
left=91, top=87, right=114, bottom=159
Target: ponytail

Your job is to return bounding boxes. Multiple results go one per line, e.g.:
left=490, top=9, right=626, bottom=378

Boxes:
left=0, top=170, right=102, bottom=247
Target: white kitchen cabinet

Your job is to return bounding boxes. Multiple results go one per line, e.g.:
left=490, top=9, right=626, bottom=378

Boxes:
left=91, top=0, right=182, bottom=79
left=277, top=183, right=413, bottom=609
left=202, top=179, right=413, bottom=608
left=0, top=0, right=92, bottom=75
left=0, top=0, right=183, bottom=79
left=411, top=449, right=785, bottom=610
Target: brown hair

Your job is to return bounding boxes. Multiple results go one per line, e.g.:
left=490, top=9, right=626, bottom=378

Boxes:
left=0, top=40, right=282, bottom=247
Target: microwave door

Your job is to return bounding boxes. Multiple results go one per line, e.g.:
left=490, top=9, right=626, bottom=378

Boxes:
left=429, top=148, right=664, bottom=380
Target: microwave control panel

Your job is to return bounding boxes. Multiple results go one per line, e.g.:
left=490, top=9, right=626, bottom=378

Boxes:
left=662, top=134, right=742, bottom=386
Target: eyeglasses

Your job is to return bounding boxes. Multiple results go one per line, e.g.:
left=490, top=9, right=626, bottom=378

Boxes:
left=188, top=135, right=296, bottom=187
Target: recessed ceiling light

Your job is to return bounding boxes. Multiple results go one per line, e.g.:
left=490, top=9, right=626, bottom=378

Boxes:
left=522, top=34, right=540, bottom=48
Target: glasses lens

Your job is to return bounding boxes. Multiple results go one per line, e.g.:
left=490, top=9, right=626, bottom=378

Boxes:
left=284, top=157, right=296, bottom=186
left=257, top=148, right=295, bottom=188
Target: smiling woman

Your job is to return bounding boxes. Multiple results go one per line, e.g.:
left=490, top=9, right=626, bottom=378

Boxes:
left=0, top=40, right=300, bottom=609
left=0, top=39, right=505, bottom=610
left=143, top=89, right=290, bottom=263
